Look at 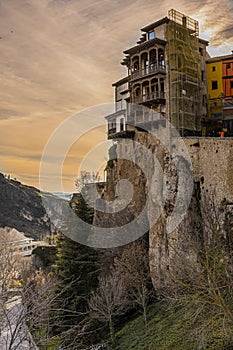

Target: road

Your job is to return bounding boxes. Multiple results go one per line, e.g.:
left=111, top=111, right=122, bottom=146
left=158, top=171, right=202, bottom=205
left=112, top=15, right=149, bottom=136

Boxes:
left=0, top=296, right=38, bottom=350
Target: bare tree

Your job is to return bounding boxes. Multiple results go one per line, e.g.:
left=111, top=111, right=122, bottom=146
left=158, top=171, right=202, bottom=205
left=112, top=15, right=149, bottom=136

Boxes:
left=0, top=229, right=98, bottom=349
left=165, top=193, right=233, bottom=336
left=0, top=229, right=22, bottom=294
left=89, top=270, right=128, bottom=343
left=75, top=171, right=101, bottom=192
left=0, top=270, right=81, bottom=349
left=114, top=242, right=152, bottom=328
left=0, top=271, right=52, bottom=350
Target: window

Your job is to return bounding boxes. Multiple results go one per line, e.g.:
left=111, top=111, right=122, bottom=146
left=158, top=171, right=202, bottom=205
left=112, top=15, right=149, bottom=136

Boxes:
left=212, top=66, right=216, bottom=72
left=212, top=81, right=218, bottom=90
left=201, top=70, right=205, bottom=81
left=226, top=63, right=231, bottom=69
left=148, top=31, right=155, bottom=40
left=120, top=118, right=124, bottom=131
left=231, top=81, right=233, bottom=89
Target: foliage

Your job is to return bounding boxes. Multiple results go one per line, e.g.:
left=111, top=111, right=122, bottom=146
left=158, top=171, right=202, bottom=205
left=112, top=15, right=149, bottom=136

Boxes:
left=51, top=191, right=100, bottom=348
left=32, top=246, right=57, bottom=270
left=106, top=159, right=114, bottom=169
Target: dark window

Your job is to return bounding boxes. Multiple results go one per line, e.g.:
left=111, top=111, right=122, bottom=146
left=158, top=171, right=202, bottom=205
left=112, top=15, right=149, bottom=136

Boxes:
left=231, top=81, right=233, bottom=89
left=212, top=81, right=218, bottom=90
left=201, top=70, right=205, bottom=81
left=120, top=118, right=124, bottom=131
left=212, top=66, right=216, bottom=72
left=226, top=63, right=231, bottom=69
left=148, top=31, right=155, bottom=40
left=199, top=48, right=203, bottom=56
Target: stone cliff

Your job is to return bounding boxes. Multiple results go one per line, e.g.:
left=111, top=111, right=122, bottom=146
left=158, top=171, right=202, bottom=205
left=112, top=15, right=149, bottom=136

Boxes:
left=93, top=132, right=233, bottom=293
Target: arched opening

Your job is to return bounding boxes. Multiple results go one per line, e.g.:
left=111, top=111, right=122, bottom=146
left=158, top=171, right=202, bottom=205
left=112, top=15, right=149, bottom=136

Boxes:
left=158, top=48, right=165, bottom=67
left=141, top=52, right=149, bottom=73
left=149, top=49, right=157, bottom=67
left=133, top=84, right=141, bottom=103
left=142, top=81, right=150, bottom=96
left=135, top=84, right=141, bottom=97
left=132, top=55, right=139, bottom=71
left=151, top=78, right=159, bottom=97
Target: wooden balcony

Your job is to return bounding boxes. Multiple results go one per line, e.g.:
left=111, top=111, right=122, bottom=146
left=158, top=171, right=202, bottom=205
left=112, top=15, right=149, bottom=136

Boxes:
left=108, top=125, right=135, bottom=140
left=130, top=64, right=166, bottom=81
left=132, top=91, right=165, bottom=104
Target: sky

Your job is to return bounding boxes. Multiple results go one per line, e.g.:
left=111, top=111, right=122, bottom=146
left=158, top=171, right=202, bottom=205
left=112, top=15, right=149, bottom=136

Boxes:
left=0, top=0, right=233, bottom=192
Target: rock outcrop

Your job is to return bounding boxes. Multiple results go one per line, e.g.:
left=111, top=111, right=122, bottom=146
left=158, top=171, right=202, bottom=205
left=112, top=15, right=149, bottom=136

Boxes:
left=93, top=133, right=233, bottom=293
left=0, top=173, right=64, bottom=240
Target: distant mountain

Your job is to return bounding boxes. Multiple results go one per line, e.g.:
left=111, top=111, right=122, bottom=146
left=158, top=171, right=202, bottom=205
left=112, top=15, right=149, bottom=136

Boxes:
left=0, top=173, right=68, bottom=240
left=52, top=192, right=73, bottom=201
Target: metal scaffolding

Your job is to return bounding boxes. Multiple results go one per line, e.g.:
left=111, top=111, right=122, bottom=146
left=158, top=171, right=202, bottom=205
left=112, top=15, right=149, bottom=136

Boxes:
left=167, top=9, right=201, bottom=134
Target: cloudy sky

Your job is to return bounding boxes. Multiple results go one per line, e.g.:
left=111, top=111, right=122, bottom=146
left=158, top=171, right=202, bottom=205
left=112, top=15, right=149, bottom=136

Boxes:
left=0, top=0, right=233, bottom=192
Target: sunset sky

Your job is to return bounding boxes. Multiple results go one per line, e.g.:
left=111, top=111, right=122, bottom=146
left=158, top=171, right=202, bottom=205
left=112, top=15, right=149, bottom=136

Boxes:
left=1, top=0, right=233, bottom=192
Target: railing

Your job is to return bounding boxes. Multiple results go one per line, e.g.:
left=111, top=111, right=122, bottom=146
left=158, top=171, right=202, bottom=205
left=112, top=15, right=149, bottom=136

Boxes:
left=130, top=64, right=166, bottom=80
left=108, top=128, right=116, bottom=135
left=107, top=125, right=135, bottom=139
left=132, top=91, right=165, bottom=104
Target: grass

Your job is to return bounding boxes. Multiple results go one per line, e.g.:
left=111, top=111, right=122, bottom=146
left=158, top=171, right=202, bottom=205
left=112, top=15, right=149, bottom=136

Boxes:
left=32, top=328, right=60, bottom=350
left=114, top=301, right=233, bottom=350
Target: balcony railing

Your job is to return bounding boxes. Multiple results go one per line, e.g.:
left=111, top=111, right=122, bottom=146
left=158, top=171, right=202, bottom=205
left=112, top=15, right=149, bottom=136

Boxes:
left=130, top=64, right=166, bottom=80
left=108, top=128, right=117, bottom=136
left=132, top=91, right=165, bottom=104
left=108, top=125, right=135, bottom=139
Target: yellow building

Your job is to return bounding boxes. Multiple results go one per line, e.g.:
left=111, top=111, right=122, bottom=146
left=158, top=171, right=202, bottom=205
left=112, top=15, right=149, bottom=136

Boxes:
left=206, top=60, right=223, bottom=121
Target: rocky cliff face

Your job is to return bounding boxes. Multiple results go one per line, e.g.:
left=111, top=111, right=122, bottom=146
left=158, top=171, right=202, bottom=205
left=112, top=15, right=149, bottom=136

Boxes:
left=0, top=173, right=64, bottom=240
left=93, top=132, right=233, bottom=293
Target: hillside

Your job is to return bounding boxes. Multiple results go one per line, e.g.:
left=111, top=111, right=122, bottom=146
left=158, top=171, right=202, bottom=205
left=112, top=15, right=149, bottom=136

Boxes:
left=115, top=301, right=233, bottom=350
left=0, top=173, right=65, bottom=240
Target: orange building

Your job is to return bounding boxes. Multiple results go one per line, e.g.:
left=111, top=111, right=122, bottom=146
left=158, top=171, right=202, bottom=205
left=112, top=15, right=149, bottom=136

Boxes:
left=222, top=58, right=233, bottom=97
left=206, top=53, right=233, bottom=136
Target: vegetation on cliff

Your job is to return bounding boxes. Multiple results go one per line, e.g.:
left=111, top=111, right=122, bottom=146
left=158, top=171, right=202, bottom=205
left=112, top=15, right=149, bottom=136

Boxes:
left=115, top=301, right=233, bottom=350
left=1, top=171, right=232, bottom=349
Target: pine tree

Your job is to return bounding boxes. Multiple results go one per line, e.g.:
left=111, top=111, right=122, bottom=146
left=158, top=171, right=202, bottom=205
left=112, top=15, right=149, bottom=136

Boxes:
left=51, top=192, right=100, bottom=347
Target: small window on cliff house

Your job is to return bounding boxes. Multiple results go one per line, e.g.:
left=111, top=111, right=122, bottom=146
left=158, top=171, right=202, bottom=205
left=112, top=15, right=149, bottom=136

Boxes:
left=120, top=118, right=124, bottom=131
left=230, top=81, right=233, bottom=89
left=226, top=63, right=231, bottom=70
left=212, top=66, right=216, bottom=72
left=148, top=31, right=155, bottom=40
left=212, top=80, right=218, bottom=90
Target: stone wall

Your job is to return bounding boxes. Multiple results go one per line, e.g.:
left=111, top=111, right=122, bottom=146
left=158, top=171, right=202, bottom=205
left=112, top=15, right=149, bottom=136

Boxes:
left=184, top=138, right=233, bottom=203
